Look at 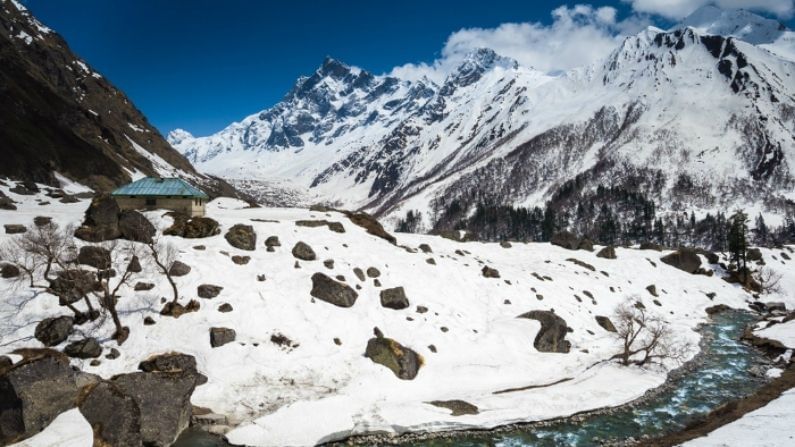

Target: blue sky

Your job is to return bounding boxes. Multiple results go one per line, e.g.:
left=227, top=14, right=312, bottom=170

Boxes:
left=22, top=0, right=795, bottom=136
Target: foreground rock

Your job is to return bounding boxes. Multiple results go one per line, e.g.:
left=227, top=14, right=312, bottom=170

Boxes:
left=34, top=316, right=74, bottom=347
left=73, top=194, right=121, bottom=242
left=138, top=352, right=208, bottom=386
left=78, top=381, right=143, bottom=446
left=292, top=241, right=317, bottom=261
left=169, top=261, right=192, bottom=277
left=0, top=350, right=80, bottom=444
left=596, top=246, right=616, bottom=259
left=63, top=338, right=102, bottom=358
left=660, top=248, right=702, bottom=274
left=118, top=210, right=156, bottom=243
left=77, top=245, right=111, bottom=269
left=224, top=224, right=256, bottom=250
left=164, top=213, right=221, bottom=238
left=595, top=315, right=617, bottom=332
left=4, top=224, right=26, bottom=234
left=517, top=310, right=571, bottom=353
left=210, top=327, right=236, bottom=347
left=380, top=287, right=410, bottom=310
left=197, top=284, right=223, bottom=299
left=365, top=335, right=422, bottom=380
left=1, top=263, right=20, bottom=278
left=310, top=273, right=358, bottom=307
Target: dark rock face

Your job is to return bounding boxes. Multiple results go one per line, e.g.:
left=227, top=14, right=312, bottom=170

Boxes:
left=1, top=263, right=20, bottom=278
left=197, top=284, right=223, bottom=299
left=310, top=273, right=358, bottom=307
left=78, top=381, right=143, bottom=447
left=517, top=310, right=571, bottom=353
left=292, top=241, right=317, bottom=261
left=380, top=287, right=410, bottom=310
left=482, top=266, right=500, bottom=278
left=210, top=327, right=236, bottom=348
left=74, top=194, right=121, bottom=242
left=34, top=316, right=74, bottom=347
left=595, top=315, right=617, bottom=332
left=118, top=210, right=155, bottom=243
left=168, top=261, right=191, bottom=277
left=660, top=248, right=702, bottom=274
left=0, top=350, right=79, bottom=444
left=365, top=336, right=422, bottom=380
left=596, top=246, right=616, bottom=259
left=134, top=281, right=154, bottom=291
left=63, top=338, right=102, bottom=358
left=224, top=224, right=256, bottom=251
left=77, top=245, right=111, bottom=269
left=4, top=224, right=26, bottom=234
left=164, top=214, right=221, bottom=239
left=127, top=255, right=142, bottom=273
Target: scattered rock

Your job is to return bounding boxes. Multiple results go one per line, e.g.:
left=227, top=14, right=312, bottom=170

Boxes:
left=373, top=278, right=382, bottom=287
left=193, top=245, right=206, bottom=250
left=292, top=241, right=317, bottom=261
left=118, top=210, right=156, bottom=243
left=566, top=258, right=595, bottom=271
left=134, top=281, right=155, bottom=291
left=73, top=194, right=121, bottom=242
left=34, top=316, right=74, bottom=347
left=660, top=248, right=702, bottom=274
left=639, top=242, right=662, bottom=251
left=209, top=327, right=236, bottom=348
left=106, top=348, right=120, bottom=360
left=224, top=224, right=256, bottom=251
left=143, top=316, right=156, bottom=326
left=365, top=336, right=422, bottom=380
left=418, top=243, right=432, bottom=253
left=127, top=255, right=142, bottom=273
left=482, top=266, right=500, bottom=278
left=551, top=231, right=592, bottom=251
left=416, top=305, right=428, bottom=314
left=164, top=214, right=221, bottom=239
left=353, top=267, right=366, bottom=281
left=169, top=261, right=192, bottom=277
left=517, top=310, right=571, bottom=353
left=500, top=241, right=512, bottom=248
left=426, top=258, right=436, bottom=265
left=296, top=220, right=345, bottom=233
left=310, top=273, right=358, bottom=307
left=429, top=400, right=479, bottom=416
left=747, top=247, right=763, bottom=261
left=137, top=352, right=207, bottom=385
left=1, top=263, right=20, bottom=278
left=63, top=338, right=102, bottom=358
left=428, top=344, right=437, bottom=353
left=323, top=259, right=335, bottom=269
left=366, top=267, right=381, bottom=278
left=77, top=245, right=111, bottom=269
left=33, top=216, right=52, bottom=227
left=231, top=255, right=250, bottom=265
left=270, top=333, right=298, bottom=349
left=380, top=287, right=410, bottom=310
left=596, top=246, right=616, bottom=259
left=265, top=235, right=281, bottom=250
left=595, top=316, right=617, bottom=332
left=160, top=300, right=200, bottom=318
left=218, top=303, right=233, bottom=313
left=48, top=270, right=99, bottom=305
left=4, top=224, right=26, bottom=234
left=646, top=284, right=658, bottom=297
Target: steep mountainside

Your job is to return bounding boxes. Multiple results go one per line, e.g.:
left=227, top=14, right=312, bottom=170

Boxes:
left=0, top=0, right=237, bottom=196
left=172, top=8, right=795, bottom=238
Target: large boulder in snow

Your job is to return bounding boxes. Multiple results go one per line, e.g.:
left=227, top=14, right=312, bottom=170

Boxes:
left=209, top=327, right=236, bottom=348
left=596, top=246, right=616, bottom=259
left=63, top=338, right=102, bottom=359
left=380, top=287, right=410, bottom=310
left=34, top=316, right=74, bottom=347
left=292, top=241, right=317, bottom=261
left=0, top=350, right=80, bottom=444
left=4, top=224, right=26, bottom=234
left=168, top=261, right=191, bottom=277
left=660, top=248, right=702, bottom=274
left=77, top=245, right=111, bottom=269
left=747, top=247, right=763, bottom=262
left=78, top=380, right=143, bottom=447
left=197, top=284, right=223, bottom=299
left=551, top=231, right=591, bottom=251
left=1, top=263, right=20, bottom=278
left=365, top=336, right=422, bottom=380
left=310, top=273, right=358, bottom=307
left=74, top=194, right=121, bottom=242
left=164, top=213, right=221, bottom=238
left=118, top=210, right=156, bottom=243
left=138, top=352, right=207, bottom=386
left=595, top=315, right=617, bottom=332
left=517, top=310, right=571, bottom=353
left=224, top=224, right=256, bottom=251
left=48, top=270, right=99, bottom=306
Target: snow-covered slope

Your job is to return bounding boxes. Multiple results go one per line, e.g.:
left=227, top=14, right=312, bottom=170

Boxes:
left=2, top=183, right=794, bottom=446
left=171, top=8, right=795, bottom=231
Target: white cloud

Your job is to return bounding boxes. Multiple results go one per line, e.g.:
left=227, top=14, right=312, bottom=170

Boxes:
left=390, top=5, right=652, bottom=82
left=624, top=0, right=795, bottom=19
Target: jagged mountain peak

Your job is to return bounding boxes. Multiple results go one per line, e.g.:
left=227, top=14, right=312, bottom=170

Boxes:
left=680, top=5, right=787, bottom=45
left=444, top=48, right=520, bottom=89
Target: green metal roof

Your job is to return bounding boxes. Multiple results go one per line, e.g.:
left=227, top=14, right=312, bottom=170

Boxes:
left=112, top=177, right=209, bottom=199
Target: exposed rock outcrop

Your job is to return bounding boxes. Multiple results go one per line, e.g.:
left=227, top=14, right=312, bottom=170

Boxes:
left=517, top=310, right=571, bottom=353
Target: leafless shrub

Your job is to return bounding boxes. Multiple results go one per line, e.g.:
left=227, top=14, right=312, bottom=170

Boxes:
left=755, top=266, right=783, bottom=295
left=611, top=297, right=692, bottom=367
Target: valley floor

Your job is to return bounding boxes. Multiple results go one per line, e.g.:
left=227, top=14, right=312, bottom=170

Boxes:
left=1, top=181, right=794, bottom=447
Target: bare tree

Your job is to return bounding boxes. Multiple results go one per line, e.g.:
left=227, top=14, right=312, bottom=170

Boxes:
left=18, top=223, right=77, bottom=280
left=754, top=266, right=783, bottom=295
left=89, top=240, right=140, bottom=344
left=144, top=236, right=180, bottom=304
left=611, top=297, right=691, bottom=367
left=0, top=236, right=44, bottom=287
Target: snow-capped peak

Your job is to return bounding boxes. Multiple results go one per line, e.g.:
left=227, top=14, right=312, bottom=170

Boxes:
left=679, top=5, right=787, bottom=45
left=167, top=128, right=194, bottom=146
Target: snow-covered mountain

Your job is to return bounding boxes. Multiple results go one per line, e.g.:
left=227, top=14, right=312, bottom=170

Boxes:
left=170, top=7, right=795, bottom=232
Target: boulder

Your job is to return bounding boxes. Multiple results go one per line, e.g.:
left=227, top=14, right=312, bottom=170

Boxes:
left=168, top=261, right=191, bottom=277
left=660, top=248, right=702, bottom=274
left=74, top=194, right=121, bottom=242
left=127, top=255, right=142, bottom=273
left=218, top=303, right=233, bottom=313
left=747, top=247, right=763, bottom=261
left=0, top=196, right=16, bottom=210
left=78, top=381, right=143, bottom=447
left=596, top=246, right=616, bottom=259
left=197, top=284, right=223, bottom=299
left=500, top=241, right=512, bottom=248
left=418, top=243, right=432, bottom=253
left=345, top=211, right=396, bottom=244
left=231, top=255, right=250, bottom=265
left=164, top=214, right=221, bottom=239
left=134, top=281, right=155, bottom=291
left=482, top=266, right=500, bottom=278
left=1, top=263, right=20, bottom=279
left=0, top=350, right=79, bottom=444
left=4, top=224, right=26, bottom=234
left=639, top=242, right=663, bottom=251
left=353, top=267, right=366, bottom=281
left=292, top=241, right=317, bottom=261
left=646, top=284, right=658, bottom=297
left=64, top=338, right=102, bottom=358
left=118, top=210, right=156, bottom=243
left=77, top=245, right=111, bottom=269
left=517, top=310, right=571, bottom=353
left=33, top=216, right=52, bottom=227
left=595, top=316, right=617, bottom=332
left=366, top=267, right=381, bottom=278
left=296, top=220, right=345, bottom=233
left=695, top=248, right=720, bottom=264
left=209, top=327, right=236, bottom=348
left=365, top=336, right=422, bottom=380
left=224, top=224, right=256, bottom=251
left=310, top=273, right=358, bottom=307
left=48, top=270, right=99, bottom=305
left=265, top=235, right=281, bottom=249
left=160, top=300, right=200, bottom=318
left=34, top=316, right=74, bottom=347
left=380, top=287, right=410, bottom=310
left=138, top=352, right=207, bottom=386
left=429, top=400, right=479, bottom=416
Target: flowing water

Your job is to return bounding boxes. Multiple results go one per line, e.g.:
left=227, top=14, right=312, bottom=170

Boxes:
left=177, top=311, right=772, bottom=446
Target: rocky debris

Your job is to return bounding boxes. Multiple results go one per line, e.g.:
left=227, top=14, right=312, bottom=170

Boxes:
left=292, top=241, right=317, bottom=261
left=429, top=400, right=479, bottom=416
left=366, top=267, right=381, bottom=278
left=500, top=241, right=512, bottom=248
left=33, top=216, right=52, bottom=227
left=34, top=316, right=74, bottom=347
left=418, top=243, right=432, bottom=253
left=265, top=235, right=281, bottom=252
left=116, top=210, right=156, bottom=243
left=126, top=255, right=142, bottom=273
left=380, top=287, right=410, bottom=310
left=78, top=380, right=143, bottom=446
left=1, top=263, right=20, bottom=278
left=105, top=348, right=120, bottom=360
left=596, top=246, right=616, bottom=259
left=323, top=259, right=335, bottom=269
left=64, top=338, right=102, bottom=358
left=551, top=231, right=592, bottom=251
left=224, top=224, right=256, bottom=251
left=164, top=213, right=221, bottom=238
left=270, top=333, right=299, bottom=349
left=134, top=281, right=155, bottom=291
left=517, top=310, right=571, bottom=353
left=0, top=356, right=12, bottom=370
left=169, top=261, right=191, bottom=277
left=660, top=248, right=702, bottom=274
left=77, top=245, right=111, bottom=269
left=365, top=335, right=422, bottom=380
left=218, top=303, right=233, bottom=313
left=310, top=273, right=358, bottom=307
left=595, top=316, right=617, bottom=332
left=197, top=284, right=223, bottom=299
left=646, top=284, right=658, bottom=297
left=296, top=220, right=345, bottom=233
left=210, top=327, right=236, bottom=348
left=4, top=224, right=26, bottom=234
left=482, top=266, right=500, bottom=278
left=73, top=194, right=122, bottom=242
left=640, top=242, right=663, bottom=251
left=0, top=350, right=79, bottom=444
left=231, top=255, right=250, bottom=265
left=353, top=267, right=366, bottom=281
left=566, top=258, right=595, bottom=271
left=747, top=247, right=763, bottom=261
left=160, top=300, right=200, bottom=318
